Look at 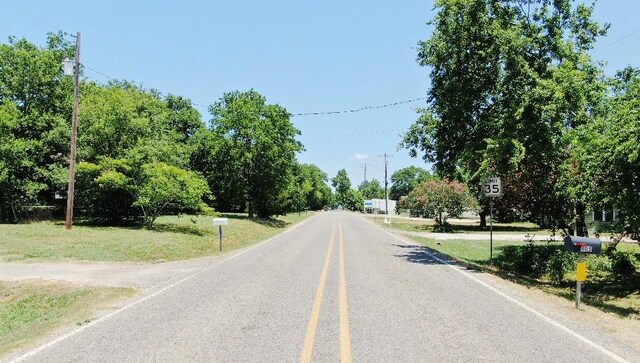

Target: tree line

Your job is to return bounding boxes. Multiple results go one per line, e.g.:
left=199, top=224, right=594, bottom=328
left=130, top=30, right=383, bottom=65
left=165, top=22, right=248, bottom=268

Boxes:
left=0, top=32, right=333, bottom=226
left=402, top=0, right=640, bottom=241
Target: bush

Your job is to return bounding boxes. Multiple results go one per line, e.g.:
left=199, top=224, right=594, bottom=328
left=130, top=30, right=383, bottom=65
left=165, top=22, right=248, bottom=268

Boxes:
left=496, top=243, right=573, bottom=282
left=610, top=252, right=637, bottom=275
left=586, top=255, right=612, bottom=273
left=547, top=249, right=577, bottom=284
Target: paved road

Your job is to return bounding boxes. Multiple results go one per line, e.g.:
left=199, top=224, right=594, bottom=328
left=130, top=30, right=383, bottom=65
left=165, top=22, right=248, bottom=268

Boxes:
left=7, top=212, right=639, bottom=362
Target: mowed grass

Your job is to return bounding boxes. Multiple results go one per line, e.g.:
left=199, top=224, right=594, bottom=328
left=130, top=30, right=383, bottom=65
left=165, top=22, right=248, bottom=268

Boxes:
left=408, top=236, right=532, bottom=265
left=0, top=212, right=313, bottom=263
left=398, top=235, right=639, bottom=318
left=0, top=280, right=136, bottom=358
left=369, top=216, right=550, bottom=235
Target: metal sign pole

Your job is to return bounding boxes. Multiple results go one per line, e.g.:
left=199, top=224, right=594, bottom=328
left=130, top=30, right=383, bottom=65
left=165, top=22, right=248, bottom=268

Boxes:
left=219, top=225, right=223, bottom=252
left=576, top=253, right=585, bottom=309
left=490, top=197, right=493, bottom=265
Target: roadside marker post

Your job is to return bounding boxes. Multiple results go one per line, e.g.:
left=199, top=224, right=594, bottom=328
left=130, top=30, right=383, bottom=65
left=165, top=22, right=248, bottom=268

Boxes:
left=576, top=254, right=587, bottom=309
left=212, top=218, right=229, bottom=252
left=483, top=176, right=502, bottom=265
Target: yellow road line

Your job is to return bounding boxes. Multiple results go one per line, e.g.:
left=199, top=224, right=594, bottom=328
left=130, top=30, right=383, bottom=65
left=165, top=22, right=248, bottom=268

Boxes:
left=300, top=220, right=336, bottom=363
left=338, top=220, right=353, bottom=363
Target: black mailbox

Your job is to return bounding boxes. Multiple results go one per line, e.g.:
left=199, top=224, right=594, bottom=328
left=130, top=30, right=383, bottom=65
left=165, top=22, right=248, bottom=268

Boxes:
left=563, top=236, right=602, bottom=254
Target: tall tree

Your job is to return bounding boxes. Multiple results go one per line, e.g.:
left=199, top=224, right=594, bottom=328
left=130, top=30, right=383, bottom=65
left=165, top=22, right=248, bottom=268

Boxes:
left=208, top=90, right=303, bottom=218
left=566, top=67, right=640, bottom=245
left=389, top=166, right=431, bottom=200
left=403, top=0, right=608, bottom=232
left=0, top=33, right=75, bottom=220
left=331, top=169, right=352, bottom=207
left=358, top=179, right=385, bottom=200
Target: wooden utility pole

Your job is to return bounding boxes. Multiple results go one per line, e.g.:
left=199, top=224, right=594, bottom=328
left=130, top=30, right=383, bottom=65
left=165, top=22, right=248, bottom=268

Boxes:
left=65, top=32, right=81, bottom=230
left=378, top=153, right=392, bottom=215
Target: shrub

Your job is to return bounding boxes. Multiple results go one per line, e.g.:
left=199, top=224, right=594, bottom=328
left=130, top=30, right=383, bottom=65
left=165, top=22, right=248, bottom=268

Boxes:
left=610, top=252, right=637, bottom=275
left=547, top=249, right=577, bottom=284
left=496, top=243, right=570, bottom=281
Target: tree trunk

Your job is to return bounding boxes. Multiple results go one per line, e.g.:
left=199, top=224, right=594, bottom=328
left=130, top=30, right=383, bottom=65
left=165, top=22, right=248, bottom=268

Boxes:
left=479, top=211, right=487, bottom=229
left=247, top=201, right=254, bottom=218
left=11, top=203, right=18, bottom=223
left=575, top=202, right=588, bottom=237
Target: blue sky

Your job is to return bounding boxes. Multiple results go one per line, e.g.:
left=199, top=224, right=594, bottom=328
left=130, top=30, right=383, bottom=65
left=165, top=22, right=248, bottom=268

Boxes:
left=1, top=0, right=639, bottom=188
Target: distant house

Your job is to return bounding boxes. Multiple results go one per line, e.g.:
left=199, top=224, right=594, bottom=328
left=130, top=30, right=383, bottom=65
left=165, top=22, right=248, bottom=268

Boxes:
left=364, top=199, right=397, bottom=215
left=586, top=209, right=618, bottom=233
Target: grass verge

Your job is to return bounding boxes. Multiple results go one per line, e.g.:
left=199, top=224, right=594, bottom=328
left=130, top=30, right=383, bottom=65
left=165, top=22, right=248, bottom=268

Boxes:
left=391, top=230, right=640, bottom=319
left=0, top=212, right=313, bottom=263
left=368, top=215, right=550, bottom=235
left=0, top=280, right=136, bottom=358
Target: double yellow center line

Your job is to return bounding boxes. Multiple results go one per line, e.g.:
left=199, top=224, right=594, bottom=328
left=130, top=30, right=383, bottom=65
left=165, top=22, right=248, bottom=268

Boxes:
left=300, top=219, right=352, bottom=363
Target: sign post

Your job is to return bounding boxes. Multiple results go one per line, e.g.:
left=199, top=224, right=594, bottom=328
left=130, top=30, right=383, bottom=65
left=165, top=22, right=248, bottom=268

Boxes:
left=576, top=254, right=587, bottom=309
left=484, top=176, right=502, bottom=265
left=212, top=218, right=229, bottom=252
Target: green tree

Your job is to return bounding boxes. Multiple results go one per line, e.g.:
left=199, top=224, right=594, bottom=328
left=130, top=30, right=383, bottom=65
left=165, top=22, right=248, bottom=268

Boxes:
left=397, top=179, right=477, bottom=231
left=389, top=166, right=431, bottom=200
left=567, top=67, right=640, bottom=246
left=331, top=169, right=352, bottom=208
left=358, top=179, right=385, bottom=200
left=296, top=164, right=332, bottom=211
left=207, top=90, right=303, bottom=218
left=402, top=0, right=608, bottom=232
left=344, top=189, right=365, bottom=212
left=0, top=33, right=75, bottom=220
left=133, top=162, right=211, bottom=229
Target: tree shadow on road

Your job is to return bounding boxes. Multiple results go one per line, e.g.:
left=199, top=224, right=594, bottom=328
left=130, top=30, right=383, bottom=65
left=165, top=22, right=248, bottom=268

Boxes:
left=393, top=244, right=456, bottom=266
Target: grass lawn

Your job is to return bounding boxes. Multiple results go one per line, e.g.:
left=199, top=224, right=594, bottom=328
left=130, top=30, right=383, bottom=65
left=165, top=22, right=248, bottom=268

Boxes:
left=0, top=212, right=313, bottom=263
left=0, top=280, right=136, bottom=358
left=393, top=230, right=640, bottom=319
left=368, top=216, right=551, bottom=235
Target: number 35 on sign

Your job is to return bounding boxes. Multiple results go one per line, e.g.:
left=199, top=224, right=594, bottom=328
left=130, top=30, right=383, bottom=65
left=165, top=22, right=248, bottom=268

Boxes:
left=484, top=177, right=502, bottom=197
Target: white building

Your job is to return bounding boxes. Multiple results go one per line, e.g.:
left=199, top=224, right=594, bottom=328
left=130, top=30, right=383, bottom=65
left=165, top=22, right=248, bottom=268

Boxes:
left=364, top=199, right=397, bottom=215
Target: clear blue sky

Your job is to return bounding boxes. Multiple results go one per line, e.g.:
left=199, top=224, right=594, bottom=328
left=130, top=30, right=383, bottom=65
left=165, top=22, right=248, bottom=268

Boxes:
left=1, top=0, right=639, bottom=188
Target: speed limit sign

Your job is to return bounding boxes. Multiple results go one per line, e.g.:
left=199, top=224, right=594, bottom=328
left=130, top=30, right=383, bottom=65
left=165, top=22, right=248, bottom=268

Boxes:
left=484, top=177, right=502, bottom=197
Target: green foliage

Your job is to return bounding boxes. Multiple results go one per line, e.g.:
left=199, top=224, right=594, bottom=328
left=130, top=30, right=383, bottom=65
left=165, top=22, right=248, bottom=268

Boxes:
left=358, top=179, right=385, bottom=200
left=496, top=244, right=573, bottom=280
left=133, top=163, right=211, bottom=229
left=567, top=67, right=640, bottom=237
left=0, top=34, right=74, bottom=219
left=397, top=179, right=477, bottom=229
left=403, top=0, right=609, bottom=230
left=610, top=252, right=637, bottom=275
left=206, top=90, right=303, bottom=218
left=343, top=189, right=364, bottom=212
left=331, top=169, right=351, bottom=204
left=75, top=160, right=137, bottom=224
left=285, top=163, right=332, bottom=212
left=389, top=166, right=431, bottom=200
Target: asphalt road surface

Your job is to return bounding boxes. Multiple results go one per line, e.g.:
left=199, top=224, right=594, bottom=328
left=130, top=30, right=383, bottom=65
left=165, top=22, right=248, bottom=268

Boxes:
left=7, top=212, right=639, bottom=362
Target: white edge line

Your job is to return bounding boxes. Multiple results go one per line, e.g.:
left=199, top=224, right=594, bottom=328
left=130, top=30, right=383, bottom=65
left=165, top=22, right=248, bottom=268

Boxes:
left=6, top=214, right=318, bottom=363
left=363, top=216, right=630, bottom=363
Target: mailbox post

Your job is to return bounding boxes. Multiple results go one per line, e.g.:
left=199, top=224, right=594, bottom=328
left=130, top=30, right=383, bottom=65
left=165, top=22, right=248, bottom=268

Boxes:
left=212, top=218, right=229, bottom=252
left=563, top=236, right=602, bottom=309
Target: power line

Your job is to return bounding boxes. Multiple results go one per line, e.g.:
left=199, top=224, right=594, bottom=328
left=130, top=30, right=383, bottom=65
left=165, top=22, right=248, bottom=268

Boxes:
left=0, top=0, right=61, bottom=32
left=300, top=128, right=406, bottom=140
left=595, top=27, right=640, bottom=51
left=79, top=63, right=427, bottom=118
left=83, top=65, right=114, bottom=81
left=291, top=97, right=427, bottom=116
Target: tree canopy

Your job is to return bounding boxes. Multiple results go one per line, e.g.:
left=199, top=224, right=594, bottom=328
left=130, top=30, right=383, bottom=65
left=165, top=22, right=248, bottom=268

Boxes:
left=402, top=0, right=609, bottom=232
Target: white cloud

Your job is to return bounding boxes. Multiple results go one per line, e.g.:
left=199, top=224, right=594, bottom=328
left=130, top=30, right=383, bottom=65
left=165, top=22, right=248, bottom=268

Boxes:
left=352, top=153, right=368, bottom=160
